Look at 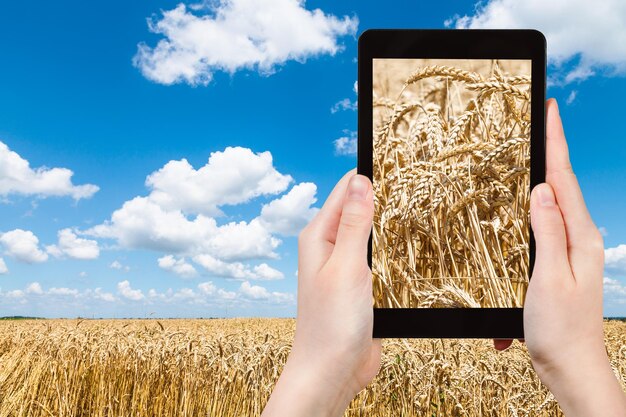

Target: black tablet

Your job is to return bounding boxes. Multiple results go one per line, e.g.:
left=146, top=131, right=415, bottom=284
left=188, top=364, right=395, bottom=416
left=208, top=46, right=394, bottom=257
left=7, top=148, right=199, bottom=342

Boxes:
left=358, top=29, right=546, bottom=338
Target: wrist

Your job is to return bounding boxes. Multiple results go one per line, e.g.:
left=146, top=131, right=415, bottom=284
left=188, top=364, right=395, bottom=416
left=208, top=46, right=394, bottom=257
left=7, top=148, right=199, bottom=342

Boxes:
left=262, top=349, right=357, bottom=417
left=535, top=351, right=626, bottom=417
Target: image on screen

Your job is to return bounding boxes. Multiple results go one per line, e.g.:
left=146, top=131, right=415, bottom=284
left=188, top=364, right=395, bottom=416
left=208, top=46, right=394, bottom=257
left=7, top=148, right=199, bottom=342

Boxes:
left=372, top=59, right=531, bottom=308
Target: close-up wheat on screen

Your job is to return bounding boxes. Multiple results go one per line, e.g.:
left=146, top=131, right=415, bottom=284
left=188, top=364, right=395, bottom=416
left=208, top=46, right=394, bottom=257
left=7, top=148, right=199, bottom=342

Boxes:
left=372, top=59, right=531, bottom=308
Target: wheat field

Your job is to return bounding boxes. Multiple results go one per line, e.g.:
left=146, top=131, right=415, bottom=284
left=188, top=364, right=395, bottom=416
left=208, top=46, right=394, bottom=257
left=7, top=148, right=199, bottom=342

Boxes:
left=372, top=59, right=532, bottom=308
left=0, top=318, right=625, bottom=416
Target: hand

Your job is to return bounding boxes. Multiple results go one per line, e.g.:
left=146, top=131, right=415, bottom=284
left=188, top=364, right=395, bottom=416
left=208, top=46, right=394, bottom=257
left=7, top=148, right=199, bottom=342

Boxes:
left=262, top=171, right=381, bottom=417
left=499, top=99, right=626, bottom=416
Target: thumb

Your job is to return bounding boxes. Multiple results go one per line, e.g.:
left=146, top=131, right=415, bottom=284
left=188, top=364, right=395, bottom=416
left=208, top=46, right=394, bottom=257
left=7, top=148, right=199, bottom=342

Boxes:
left=530, top=183, right=570, bottom=276
left=330, top=174, right=373, bottom=269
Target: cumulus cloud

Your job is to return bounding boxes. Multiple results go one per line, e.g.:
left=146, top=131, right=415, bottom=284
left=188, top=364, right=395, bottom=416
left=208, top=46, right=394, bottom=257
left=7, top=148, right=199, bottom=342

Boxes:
left=87, top=146, right=315, bottom=282
left=192, top=254, right=283, bottom=280
left=133, top=0, right=358, bottom=85
left=46, top=228, right=99, bottom=260
left=605, top=244, right=626, bottom=274
left=331, top=97, right=357, bottom=113
left=146, top=147, right=292, bottom=216
left=0, top=141, right=98, bottom=200
left=109, top=260, right=130, bottom=272
left=253, top=263, right=285, bottom=280
left=87, top=147, right=291, bottom=260
left=117, top=280, right=145, bottom=301
left=158, top=255, right=198, bottom=278
left=239, top=280, right=294, bottom=303
left=0, top=257, right=7, bottom=274
left=198, top=281, right=216, bottom=295
left=448, top=0, right=626, bottom=84
left=239, top=280, right=270, bottom=299
left=26, top=282, right=43, bottom=295
left=89, top=197, right=281, bottom=260
left=0, top=229, right=48, bottom=263
left=93, top=288, right=116, bottom=302
left=604, top=277, right=626, bottom=297
left=259, top=182, right=319, bottom=236
left=1, top=279, right=295, bottom=309
left=6, top=289, right=24, bottom=299
left=334, top=131, right=357, bottom=156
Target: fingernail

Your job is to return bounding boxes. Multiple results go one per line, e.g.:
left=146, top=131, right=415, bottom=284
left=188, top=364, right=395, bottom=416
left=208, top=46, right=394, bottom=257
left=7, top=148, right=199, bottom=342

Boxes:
left=537, top=185, right=555, bottom=207
left=347, top=175, right=369, bottom=200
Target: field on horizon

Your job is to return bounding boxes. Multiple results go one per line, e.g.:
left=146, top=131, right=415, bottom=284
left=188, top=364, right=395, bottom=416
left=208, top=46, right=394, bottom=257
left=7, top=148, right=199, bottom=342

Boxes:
left=0, top=318, right=625, bottom=416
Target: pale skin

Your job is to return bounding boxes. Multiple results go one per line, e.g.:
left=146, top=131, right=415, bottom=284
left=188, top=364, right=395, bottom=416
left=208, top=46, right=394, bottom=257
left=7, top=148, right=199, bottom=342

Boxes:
left=261, top=99, right=626, bottom=417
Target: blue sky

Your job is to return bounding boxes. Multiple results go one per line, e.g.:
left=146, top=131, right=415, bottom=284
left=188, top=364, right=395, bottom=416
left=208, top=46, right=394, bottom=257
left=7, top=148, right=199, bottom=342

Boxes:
left=1, top=0, right=626, bottom=317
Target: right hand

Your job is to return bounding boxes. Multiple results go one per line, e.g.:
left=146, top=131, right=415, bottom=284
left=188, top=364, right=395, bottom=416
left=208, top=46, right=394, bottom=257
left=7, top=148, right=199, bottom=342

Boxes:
left=522, top=99, right=626, bottom=416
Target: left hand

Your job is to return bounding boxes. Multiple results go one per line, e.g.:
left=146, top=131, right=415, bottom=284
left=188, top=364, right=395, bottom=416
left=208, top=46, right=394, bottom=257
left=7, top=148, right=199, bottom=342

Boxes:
left=262, top=170, right=381, bottom=417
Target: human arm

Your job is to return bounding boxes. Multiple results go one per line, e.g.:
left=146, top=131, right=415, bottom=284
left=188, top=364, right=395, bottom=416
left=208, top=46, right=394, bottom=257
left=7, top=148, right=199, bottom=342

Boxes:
left=261, top=171, right=381, bottom=417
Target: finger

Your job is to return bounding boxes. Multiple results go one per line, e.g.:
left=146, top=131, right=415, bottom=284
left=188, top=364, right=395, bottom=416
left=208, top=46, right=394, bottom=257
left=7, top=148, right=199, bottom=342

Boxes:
left=494, top=339, right=513, bottom=351
left=308, top=169, right=357, bottom=243
left=298, top=169, right=356, bottom=277
left=530, top=183, right=571, bottom=279
left=329, top=175, right=374, bottom=271
left=545, top=99, right=597, bottom=247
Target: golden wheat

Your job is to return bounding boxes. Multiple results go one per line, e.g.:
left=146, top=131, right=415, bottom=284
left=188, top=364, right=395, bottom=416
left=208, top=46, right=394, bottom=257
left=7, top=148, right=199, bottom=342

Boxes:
left=373, top=59, right=531, bottom=308
left=0, top=319, right=624, bottom=416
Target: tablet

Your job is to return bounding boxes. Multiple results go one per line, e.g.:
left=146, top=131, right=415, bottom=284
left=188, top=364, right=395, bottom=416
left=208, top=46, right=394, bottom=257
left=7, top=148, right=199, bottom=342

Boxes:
left=358, top=29, right=546, bottom=338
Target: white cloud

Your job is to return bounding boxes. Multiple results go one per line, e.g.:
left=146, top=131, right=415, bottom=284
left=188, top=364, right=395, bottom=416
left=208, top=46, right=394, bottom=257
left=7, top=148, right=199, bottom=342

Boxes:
left=87, top=146, right=316, bottom=284
left=331, top=98, right=357, bottom=113
left=259, top=182, right=319, bottom=236
left=48, top=287, right=79, bottom=297
left=93, top=288, right=116, bottom=302
left=239, top=280, right=294, bottom=303
left=79, top=271, right=88, bottom=278
left=198, top=281, right=216, bottom=295
left=449, top=0, right=626, bottom=84
left=253, top=263, right=285, bottom=280
left=133, top=0, right=358, bottom=85
left=217, top=288, right=237, bottom=300
left=240, top=280, right=270, bottom=299
left=604, top=277, right=626, bottom=297
left=334, top=131, right=357, bottom=156
left=178, top=288, right=198, bottom=300
left=0, top=258, right=7, bottom=274
left=0, top=140, right=98, bottom=200
left=146, top=147, right=292, bottom=216
left=158, top=255, right=198, bottom=278
left=192, top=254, right=284, bottom=280
left=109, top=260, right=130, bottom=272
left=1, top=279, right=294, bottom=310
left=6, top=289, right=24, bottom=299
left=87, top=147, right=290, bottom=261
left=89, top=197, right=281, bottom=260
left=605, top=244, right=626, bottom=273
left=566, top=90, right=578, bottom=105
left=0, top=229, right=48, bottom=263
left=331, top=81, right=358, bottom=113
left=117, top=280, right=145, bottom=301
left=26, top=282, right=43, bottom=295
left=46, top=228, right=99, bottom=260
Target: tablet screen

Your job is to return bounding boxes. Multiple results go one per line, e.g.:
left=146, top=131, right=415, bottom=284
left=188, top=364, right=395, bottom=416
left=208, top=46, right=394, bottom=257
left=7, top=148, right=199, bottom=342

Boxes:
left=372, top=59, right=531, bottom=309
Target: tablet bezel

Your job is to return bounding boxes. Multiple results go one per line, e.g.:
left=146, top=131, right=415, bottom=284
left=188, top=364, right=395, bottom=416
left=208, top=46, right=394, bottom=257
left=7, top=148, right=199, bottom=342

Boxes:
left=358, top=29, right=546, bottom=338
